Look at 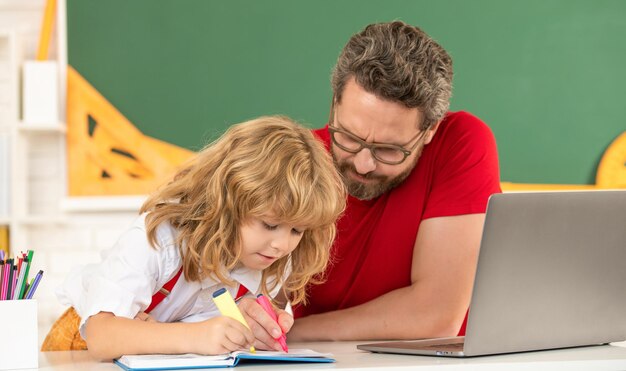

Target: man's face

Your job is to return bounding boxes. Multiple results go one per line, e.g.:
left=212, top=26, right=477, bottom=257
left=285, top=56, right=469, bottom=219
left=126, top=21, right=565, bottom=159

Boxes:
left=330, top=78, right=434, bottom=200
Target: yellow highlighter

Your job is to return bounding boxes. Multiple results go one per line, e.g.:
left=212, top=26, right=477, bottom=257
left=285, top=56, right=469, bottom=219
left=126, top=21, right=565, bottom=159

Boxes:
left=212, top=288, right=256, bottom=353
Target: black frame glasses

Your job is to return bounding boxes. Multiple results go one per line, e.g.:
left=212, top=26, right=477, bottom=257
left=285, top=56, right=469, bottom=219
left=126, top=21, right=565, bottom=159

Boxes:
left=327, top=98, right=426, bottom=165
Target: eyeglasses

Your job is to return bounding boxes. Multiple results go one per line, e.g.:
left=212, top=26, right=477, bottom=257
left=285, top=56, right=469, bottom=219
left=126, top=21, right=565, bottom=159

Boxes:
left=327, top=99, right=426, bottom=165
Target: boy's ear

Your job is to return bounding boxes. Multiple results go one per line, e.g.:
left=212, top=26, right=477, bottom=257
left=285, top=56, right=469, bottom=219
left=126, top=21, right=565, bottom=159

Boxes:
left=423, top=120, right=442, bottom=145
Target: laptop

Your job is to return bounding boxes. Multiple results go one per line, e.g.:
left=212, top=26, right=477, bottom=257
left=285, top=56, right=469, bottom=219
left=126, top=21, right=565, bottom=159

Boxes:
left=358, top=190, right=626, bottom=357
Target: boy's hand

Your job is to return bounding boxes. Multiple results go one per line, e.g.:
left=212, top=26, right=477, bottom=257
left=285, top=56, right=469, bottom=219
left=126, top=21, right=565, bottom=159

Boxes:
left=191, top=316, right=255, bottom=355
left=238, top=297, right=294, bottom=351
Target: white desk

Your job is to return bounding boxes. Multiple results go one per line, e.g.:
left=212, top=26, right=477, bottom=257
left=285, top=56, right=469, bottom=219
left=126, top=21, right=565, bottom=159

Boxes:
left=38, top=341, right=626, bottom=370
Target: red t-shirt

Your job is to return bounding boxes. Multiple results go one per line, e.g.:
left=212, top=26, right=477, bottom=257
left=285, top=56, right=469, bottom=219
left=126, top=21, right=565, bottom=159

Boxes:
left=293, top=111, right=502, bottom=335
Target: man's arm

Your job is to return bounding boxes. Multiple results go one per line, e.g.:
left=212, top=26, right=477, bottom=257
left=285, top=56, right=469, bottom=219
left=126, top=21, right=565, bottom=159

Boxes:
left=288, top=213, right=485, bottom=341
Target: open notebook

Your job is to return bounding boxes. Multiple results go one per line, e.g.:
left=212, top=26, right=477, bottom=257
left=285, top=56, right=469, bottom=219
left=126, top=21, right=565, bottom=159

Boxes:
left=114, top=349, right=334, bottom=370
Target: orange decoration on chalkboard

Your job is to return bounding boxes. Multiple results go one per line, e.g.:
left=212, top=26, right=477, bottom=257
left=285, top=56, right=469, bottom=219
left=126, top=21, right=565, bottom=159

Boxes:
left=66, top=66, right=193, bottom=196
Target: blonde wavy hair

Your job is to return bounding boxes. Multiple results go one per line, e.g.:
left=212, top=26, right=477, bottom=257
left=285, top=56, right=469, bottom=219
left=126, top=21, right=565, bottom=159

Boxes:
left=140, top=115, right=346, bottom=305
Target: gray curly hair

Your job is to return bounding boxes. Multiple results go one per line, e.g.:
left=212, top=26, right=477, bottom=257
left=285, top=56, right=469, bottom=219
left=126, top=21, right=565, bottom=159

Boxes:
left=332, top=21, right=453, bottom=130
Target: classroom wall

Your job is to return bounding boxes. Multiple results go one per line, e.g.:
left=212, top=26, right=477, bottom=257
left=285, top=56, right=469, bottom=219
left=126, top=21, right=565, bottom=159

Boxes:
left=66, top=0, right=626, bottom=185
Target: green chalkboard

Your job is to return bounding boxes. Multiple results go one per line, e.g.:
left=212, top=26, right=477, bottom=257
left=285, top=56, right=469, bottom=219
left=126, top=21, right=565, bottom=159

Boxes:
left=67, top=0, right=626, bottom=185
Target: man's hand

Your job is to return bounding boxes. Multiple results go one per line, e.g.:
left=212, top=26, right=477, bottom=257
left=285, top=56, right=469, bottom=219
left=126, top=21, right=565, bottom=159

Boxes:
left=238, top=297, right=293, bottom=351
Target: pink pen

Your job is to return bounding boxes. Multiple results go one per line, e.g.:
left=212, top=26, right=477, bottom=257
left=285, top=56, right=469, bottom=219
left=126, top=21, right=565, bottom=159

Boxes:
left=256, top=294, right=289, bottom=352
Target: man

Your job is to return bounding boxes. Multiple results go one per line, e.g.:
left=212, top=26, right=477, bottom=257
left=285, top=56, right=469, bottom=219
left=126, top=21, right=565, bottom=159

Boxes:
left=241, top=20, right=501, bottom=347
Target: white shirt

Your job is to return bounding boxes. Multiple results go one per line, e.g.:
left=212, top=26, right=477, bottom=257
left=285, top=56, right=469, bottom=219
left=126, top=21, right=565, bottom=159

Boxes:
left=57, top=214, right=283, bottom=337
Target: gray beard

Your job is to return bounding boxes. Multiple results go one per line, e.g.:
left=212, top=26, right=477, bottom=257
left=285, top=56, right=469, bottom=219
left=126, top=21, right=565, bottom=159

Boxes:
left=332, top=150, right=419, bottom=201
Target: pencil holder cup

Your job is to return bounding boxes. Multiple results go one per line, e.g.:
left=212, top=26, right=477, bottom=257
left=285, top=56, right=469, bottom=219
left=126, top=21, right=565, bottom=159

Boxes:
left=0, top=299, right=38, bottom=370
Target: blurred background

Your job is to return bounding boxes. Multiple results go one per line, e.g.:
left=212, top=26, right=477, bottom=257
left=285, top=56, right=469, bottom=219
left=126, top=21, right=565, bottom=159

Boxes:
left=1, top=0, right=625, bottom=347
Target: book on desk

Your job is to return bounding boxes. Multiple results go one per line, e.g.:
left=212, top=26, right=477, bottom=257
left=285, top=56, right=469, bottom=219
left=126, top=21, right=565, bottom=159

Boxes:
left=114, top=349, right=335, bottom=370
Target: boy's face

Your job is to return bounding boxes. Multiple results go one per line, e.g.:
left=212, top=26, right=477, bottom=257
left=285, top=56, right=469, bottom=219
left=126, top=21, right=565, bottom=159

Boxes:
left=238, top=214, right=306, bottom=270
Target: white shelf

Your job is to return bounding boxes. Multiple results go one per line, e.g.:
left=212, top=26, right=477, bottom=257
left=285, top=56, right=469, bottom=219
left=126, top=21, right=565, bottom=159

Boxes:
left=1, top=216, right=70, bottom=226
left=0, top=216, right=68, bottom=225
left=17, top=122, right=66, bottom=133
left=61, top=195, right=148, bottom=212
left=15, top=215, right=68, bottom=224
left=0, top=0, right=48, bottom=10
left=1, top=29, right=69, bottom=249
